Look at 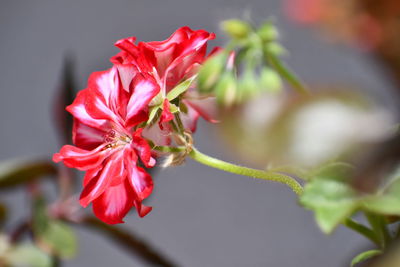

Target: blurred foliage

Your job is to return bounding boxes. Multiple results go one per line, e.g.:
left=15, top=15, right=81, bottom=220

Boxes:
left=80, top=217, right=176, bottom=267
left=218, top=90, right=393, bottom=168
left=0, top=159, right=57, bottom=190
left=32, top=196, right=77, bottom=259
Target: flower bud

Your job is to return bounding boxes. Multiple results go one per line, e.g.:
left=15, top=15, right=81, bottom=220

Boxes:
left=215, top=71, right=237, bottom=107
left=221, top=19, right=252, bottom=40
left=198, top=52, right=226, bottom=93
left=257, top=22, right=279, bottom=42
left=264, top=42, right=287, bottom=56
left=260, top=68, right=282, bottom=93
left=238, top=70, right=259, bottom=101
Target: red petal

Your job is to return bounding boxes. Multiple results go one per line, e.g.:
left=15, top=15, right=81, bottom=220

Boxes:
left=160, top=99, right=174, bottom=124
left=84, top=69, right=124, bottom=126
left=180, top=103, right=200, bottom=132
left=72, top=119, right=105, bottom=150
left=66, top=89, right=112, bottom=131
left=53, top=144, right=108, bottom=171
left=127, top=165, right=153, bottom=201
left=142, top=123, right=171, bottom=146
left=184, top=97, right=219, bottom=123
left=125, top=74, right=160, bottom=127
left=134, top=200, right=152, bottom=217
left=115, top=64, right=138, bottom=93
left=131, top=129, right=156, bottom=168
left=79, top=150, right=125, bottom=207
left=92, top=179, right=134, bottom=224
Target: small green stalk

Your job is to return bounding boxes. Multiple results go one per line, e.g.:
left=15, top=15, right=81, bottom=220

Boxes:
left=365, top=212, right=391, bottom=249
left=344, top=218, right=380, bottom=246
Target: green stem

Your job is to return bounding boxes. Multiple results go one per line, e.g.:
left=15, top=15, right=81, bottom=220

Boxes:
left=344, top=218, right=380, bottom=246
left=154, top=145, right=303, bottom=195
left=365, top=212, right=391, bottom=249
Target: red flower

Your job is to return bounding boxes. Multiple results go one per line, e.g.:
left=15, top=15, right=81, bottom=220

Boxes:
left=53, top=66, right=159, bottom=224
left=111, top=27, right=218, bottom=142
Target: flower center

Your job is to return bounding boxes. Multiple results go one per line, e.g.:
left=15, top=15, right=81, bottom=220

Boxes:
left=103, top=129, right=132, bottom=149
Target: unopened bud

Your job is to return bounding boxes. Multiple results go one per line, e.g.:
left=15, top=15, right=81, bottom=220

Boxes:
left=198, top=52, right=226, bottom=93
left=257, top=22, right=279, bottom=42
left=238, top=70, right=259, bottom=101
left=260, top=68, right=282, bottom=93
left=215, top=72, right=237, bottom=107
left=221, top=19, right=252, bottom=40
left=264, top=42, right=287, bottom=56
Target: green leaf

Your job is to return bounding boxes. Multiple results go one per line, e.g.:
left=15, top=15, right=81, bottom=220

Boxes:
left=301, top=178, right=359, bottom=233
left=32, top=196, right=49, bottom=234
left=265, top=53, right=309, bottom=95
left=311, top=162, right=354, bottom=182
left=38, top=220, right=77, bottom=259
left=7, top=244, right=52, bottom=267
left=300, top=163, right=358, bottom=234
left=362, top=176, right=400, bottom=215
left=351, top=249, right=381, bottom=266
left=0, top=159, right=57, bottom=190
left=166, top=77, right=195, bottom=101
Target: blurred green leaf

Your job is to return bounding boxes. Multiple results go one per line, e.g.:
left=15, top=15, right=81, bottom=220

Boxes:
left=311, top=162, right=354, bottom=182
left=363, top=176, right=400, bottom=215
left=32, top=196, right=49, bottom=235
left=300, top=163, right=359, bottom=233
left=38, top=220, right=77, bottom=259
left=7, top=244, right=52, bottom=267
left=351, top=249, right=382, bottom=266
left=301, top=178, right=360, bottom=233
left=32, top=197, right=77, bottom=260
left=0, top=160, right=57, bottom=190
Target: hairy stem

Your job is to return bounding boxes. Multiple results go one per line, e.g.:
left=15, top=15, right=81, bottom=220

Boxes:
left=154, top=145, right=303, bottom=195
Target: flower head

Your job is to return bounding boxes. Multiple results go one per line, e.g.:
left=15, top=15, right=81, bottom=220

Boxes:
left=54, top=27, right=219, bottom=224
left=111, top=27, right=218, bottom=143
left=53, top=66, right=158, bottom=224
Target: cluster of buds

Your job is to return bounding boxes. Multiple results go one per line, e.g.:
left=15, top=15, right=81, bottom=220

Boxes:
left=198, top=19, right=295, bottom=107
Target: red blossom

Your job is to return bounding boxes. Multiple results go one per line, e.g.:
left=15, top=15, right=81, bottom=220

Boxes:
left=53, top=66, right=158, bottom=224
left=111, top=27, right=218, bottom=142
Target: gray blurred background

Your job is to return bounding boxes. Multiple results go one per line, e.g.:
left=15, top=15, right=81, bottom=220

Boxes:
left=0, top=0, right=395, bottom=266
